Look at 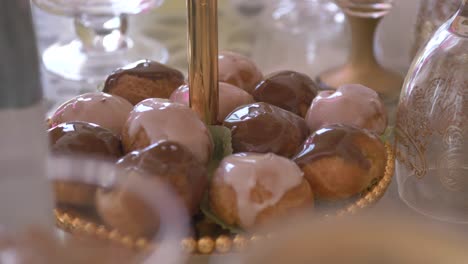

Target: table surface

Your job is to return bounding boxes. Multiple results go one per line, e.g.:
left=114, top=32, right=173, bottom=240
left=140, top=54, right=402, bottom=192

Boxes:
left=32, top=3, right=468, bottom=263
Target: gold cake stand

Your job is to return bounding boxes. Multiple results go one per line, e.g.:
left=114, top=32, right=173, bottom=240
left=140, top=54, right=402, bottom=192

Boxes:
left=54, top=143, right=394, bottom=256
left=53, top=0, right=396, bottom=259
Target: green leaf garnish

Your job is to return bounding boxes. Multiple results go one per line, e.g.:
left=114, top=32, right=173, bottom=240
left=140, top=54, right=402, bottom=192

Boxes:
left=209, top=125, right=233, bottom=160
left=380, top=126, right=394, bottom=143
left=199, top=125, right=242, bottom=234
left=207, top=125, right=233, bottom=180
left=97, top=82, right=105, bottom=92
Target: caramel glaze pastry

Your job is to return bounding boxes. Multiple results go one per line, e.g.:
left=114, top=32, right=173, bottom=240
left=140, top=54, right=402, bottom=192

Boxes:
left=48, top=122, right=122, bottom=207
left=253, top=71, right=319, bottom=117
left=224, top=102, right=309, bottom=158
left=293, top=124, right=386, bottom=201
left=210, top=153, right=313, bottom=230
left=103, top=60, right=185, bottom=105
left=96, top=141, right=207, bottom=238
left=218, top=51, right=263, bottom=94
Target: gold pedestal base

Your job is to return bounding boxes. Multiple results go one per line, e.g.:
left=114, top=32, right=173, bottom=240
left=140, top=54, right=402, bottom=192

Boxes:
left=317, top=14, right=404, bottom=113
left=317, top=63, right=403, bottom=105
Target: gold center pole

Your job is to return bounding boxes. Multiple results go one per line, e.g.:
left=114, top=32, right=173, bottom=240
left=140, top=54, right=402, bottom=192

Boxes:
left=187, top=0, right=219, bottom=125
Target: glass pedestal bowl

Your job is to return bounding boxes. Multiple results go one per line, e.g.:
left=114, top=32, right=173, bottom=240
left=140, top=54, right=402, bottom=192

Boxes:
left=32, top=0, right=169, bottom=83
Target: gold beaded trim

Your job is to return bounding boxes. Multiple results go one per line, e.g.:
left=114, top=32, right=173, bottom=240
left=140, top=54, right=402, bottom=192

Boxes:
left=328, top=143, right=394, bottom=217
left=55, top=143, right=394, bottom=255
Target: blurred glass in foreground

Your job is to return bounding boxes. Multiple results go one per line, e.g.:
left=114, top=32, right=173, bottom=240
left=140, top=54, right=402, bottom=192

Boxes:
left=222, top=213, right=468, bottom=264
left=0, top=157, right=190, bottom=264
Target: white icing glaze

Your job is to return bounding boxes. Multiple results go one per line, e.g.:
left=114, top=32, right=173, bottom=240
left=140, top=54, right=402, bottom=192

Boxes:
left=169, top=84, right=190, bottom=106
left=126, top=98, right=213, bottom=164
left=218, top=51, right=263, bottom=93
left=216, top=153, right=304, bottom=227
left=170, top=82, right=254, bottom=123
left=51, top=92, right=133, bottom=136
left=305, top=84, right=388, bottom=134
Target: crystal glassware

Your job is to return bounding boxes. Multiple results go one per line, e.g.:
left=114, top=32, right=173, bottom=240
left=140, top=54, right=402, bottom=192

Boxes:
left=412, top=0, right=459, bottom=59
left=229, top=0, right=266, bottom=18
left=317, top=0, right=403, bottom=122
left=32, top=0, right=168, bottom=83
left=263, top=0, right=344, bottom=35
left=252, top=0, right=347, bottom=75
left=396, top=0, right=468, bottom=223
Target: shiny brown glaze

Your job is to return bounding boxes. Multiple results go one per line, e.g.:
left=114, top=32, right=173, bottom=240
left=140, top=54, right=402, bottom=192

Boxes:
left=103, top=60, right=185, bottom=104
left=292, top=124, right=386, bottom=200
left=253, top=71, right=319, bottom=117
left=223, top=102, right=309, bottom=158
left=116, top=141, right=207, bottom=215
left=104, top=60, right=184, bottom=87
left=48, top=121, right=122, bottom=159
left=293, top=125, right=375, bottom=170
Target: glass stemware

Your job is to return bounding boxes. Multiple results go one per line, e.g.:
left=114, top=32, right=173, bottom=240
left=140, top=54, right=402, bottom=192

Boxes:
left=32, top=0, right=168, bottom=83
left=317, top=0, right=403, bottom=122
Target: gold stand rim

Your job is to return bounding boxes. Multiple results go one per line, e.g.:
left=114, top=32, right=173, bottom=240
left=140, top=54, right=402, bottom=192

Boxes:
left=55, top=143, right=395, bottom=255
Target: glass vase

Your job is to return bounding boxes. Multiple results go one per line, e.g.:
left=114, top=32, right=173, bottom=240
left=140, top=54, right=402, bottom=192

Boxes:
left=396, top=0, right=468, bottom=223
left=412, top=0, right=459, bottom=58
